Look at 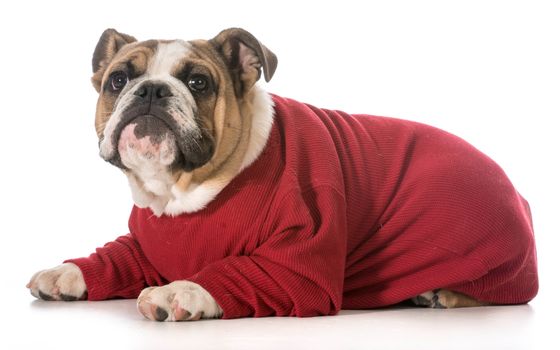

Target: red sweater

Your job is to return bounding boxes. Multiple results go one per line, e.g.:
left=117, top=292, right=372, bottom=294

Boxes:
left=68, top=95, right=538, bottom=318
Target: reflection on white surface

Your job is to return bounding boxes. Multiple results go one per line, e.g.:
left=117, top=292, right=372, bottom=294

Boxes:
left=9, top=288, right=550, bottom=350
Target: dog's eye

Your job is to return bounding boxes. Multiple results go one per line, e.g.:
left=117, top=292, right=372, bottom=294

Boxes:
left=109, top=71, right=128, bottom=91
left=187, top=75, right=208, bottom=93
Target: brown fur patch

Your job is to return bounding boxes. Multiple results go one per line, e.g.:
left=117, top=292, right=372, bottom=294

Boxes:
left=437, top=289, right=491, bottom=308
left=178, top=39, right=251, bottom=186
left=91, top=29, right=138, bottom=91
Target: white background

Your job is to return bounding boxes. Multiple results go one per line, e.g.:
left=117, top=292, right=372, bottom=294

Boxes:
left=0, top=0, right=558, bottom=349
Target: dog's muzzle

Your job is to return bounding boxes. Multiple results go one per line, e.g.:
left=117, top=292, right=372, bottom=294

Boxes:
left=102, top=81, right=215, bottom=172
left=116, top=114, right=178, bottom=167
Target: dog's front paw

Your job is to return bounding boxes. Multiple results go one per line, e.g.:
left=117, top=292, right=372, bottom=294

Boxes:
left=27, top=263, right=87, bottom=301
left=137, top=281, right=223, bottom=322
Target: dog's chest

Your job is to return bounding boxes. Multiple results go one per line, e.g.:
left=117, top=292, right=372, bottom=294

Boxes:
left=128, top=195, right=273, bottom=281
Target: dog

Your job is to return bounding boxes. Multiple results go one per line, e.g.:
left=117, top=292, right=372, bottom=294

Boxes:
left=27, top=28, right=538, bottom=321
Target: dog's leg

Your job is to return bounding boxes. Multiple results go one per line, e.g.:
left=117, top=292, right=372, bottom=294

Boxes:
left=27, top=263, right=87, bottom=301
left=137, top=281, right=223, bottom=322
left=411, top=289, right=490, bottom=308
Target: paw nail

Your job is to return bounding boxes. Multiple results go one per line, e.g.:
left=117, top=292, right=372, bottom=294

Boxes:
left=154, top=306, right=169, bottom=322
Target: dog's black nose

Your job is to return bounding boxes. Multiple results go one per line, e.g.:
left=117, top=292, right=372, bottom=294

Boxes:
left=134, top=82, right=173, bottom=100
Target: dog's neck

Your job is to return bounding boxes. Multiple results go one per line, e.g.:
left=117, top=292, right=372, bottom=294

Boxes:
left=125, top=86, right=275, bottom=217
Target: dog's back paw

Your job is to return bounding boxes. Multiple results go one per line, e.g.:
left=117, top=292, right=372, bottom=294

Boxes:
left=411, top=289, right=490, bottom=308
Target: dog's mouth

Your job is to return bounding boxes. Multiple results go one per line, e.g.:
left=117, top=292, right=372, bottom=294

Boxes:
left=116, top=115, right=179, bottom=166
left=105, top=107, right=215, bottom=172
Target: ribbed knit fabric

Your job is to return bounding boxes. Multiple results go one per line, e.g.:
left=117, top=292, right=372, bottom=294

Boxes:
left=66, top=94, right=538, bottom=318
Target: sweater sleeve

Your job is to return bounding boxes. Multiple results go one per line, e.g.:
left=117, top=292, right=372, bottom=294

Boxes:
left=188, top=186, right=348, bottom=318
left=64, top=234, right=166, bottom=300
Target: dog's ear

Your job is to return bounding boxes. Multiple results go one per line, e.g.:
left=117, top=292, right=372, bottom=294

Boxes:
left=211, top=28, right=277, bottom=96
left=91, top=29, right=137, bottom=92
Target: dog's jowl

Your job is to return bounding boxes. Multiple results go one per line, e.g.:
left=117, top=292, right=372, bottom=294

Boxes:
left=27, top=28, right=538, bottom=321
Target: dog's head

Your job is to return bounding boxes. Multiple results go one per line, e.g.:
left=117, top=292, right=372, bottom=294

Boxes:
left=93, top=28, right=277, bottom=172
left=91, top=28, right=277, bottom=215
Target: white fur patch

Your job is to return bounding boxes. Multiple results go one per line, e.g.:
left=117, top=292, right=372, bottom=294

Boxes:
left=164, top=181, right=223, bottom=215
left=27, top=263, right=86, bottom=301
left=148, top=41, right=191, bottom=76
left=239, top=86, right=275, bottom=171
left=99, top=91, right=134, bottom=160
left=119, top=129, right=178, bottom=216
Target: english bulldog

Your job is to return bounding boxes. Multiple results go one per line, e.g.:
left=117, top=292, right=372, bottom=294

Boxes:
left=27, top=28, right=538, bottom=321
